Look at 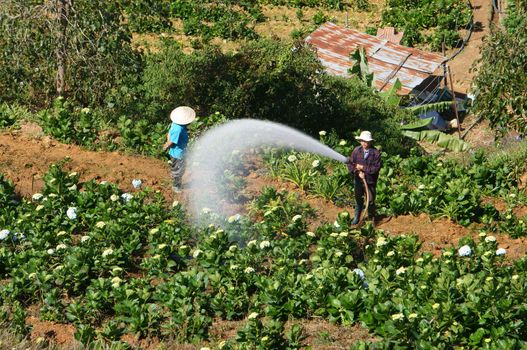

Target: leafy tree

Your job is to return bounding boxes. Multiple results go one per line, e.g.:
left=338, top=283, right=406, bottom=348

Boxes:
left=0, top=0, right=142, bottom=109
left=471, top=2, right=527, bottom=137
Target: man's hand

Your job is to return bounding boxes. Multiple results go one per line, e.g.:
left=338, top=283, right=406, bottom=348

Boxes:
left=358, top=171, right=365, bottom=179
left=356, top=164, right=364, bottom=171
left=162, top=141, right=171, bottom=151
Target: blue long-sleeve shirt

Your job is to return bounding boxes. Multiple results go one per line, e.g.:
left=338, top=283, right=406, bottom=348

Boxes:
left=167, top=123, right=188, bottom=159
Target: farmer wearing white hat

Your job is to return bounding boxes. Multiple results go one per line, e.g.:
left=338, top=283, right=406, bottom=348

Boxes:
left=163, top=106, right=196, bottom=193
left=346, top=131, right=382, bottom=225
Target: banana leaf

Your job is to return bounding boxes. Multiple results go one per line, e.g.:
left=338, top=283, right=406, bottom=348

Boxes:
left=402, top=130, right=470, bottom=152
left=406, top=101, right=453, bottom=115
left=400, top=117, right=433, bottom=130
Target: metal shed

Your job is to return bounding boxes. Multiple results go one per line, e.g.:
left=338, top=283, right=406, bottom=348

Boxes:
left=305, top=22, right=447, bottom=95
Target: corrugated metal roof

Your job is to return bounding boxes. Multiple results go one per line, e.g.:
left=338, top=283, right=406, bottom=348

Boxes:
left=305, top=22, right=447, bottom=95
left=376, top=27, right=404, bottom=44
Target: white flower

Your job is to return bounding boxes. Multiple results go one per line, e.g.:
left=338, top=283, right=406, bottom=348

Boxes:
left=247, top=240, right=257, bottom=247
left=339, top=231, right=348, bottom=237
left=391, top=313, right=404, bottom=321
left=47, top=249, right=55, bottom=255
left=56, top=244, right=67, bottom=250
left=102, top=248, right=114, bottom=257
left=458, top=245, right=472, bottom=257
left=248, top=312, right=259, bottom=320
left=132, top=179, right=142, bottom=189
left=396, top=266, right=406, bottom=275
left=432, top=303, right=440, bottom=309
left=259, top=240, right=270, bottom=249
left=172, top=200, right=180, bottom=208
left=353, top=268, right=365, bottom=280
left=387, top=251, right=395, bottom=257
left=333, top=220, right=340, bottom=228
left=512, top=275, right=519, bottom=280
left=36, top=205, right=45, bottom=211
left=81, top=235, right=90, bottom=243
left=335, top=251, right=343, bottom=257
left=112, top=267, right=123, bottom=274
left=0, top=229, right=10, bottom=240
left=229, top=245, right=237, bottom=252
left=443, top=251, right=453, bottom=257
left=56, top=231, right=67, bottom=237
left=418, top=184, right=426, bottom=190
left=319, top=130, right=326, bottom=136
left=68, top=184, right=77, bottom=191
left=509, top=193, right=516, bottom=198
left=485, top=235, right=496, bottom=242
left=306, top=231, right=316, bottom=237
left=244, top=267, right=255, bottom=273
left=95, top=221, right=106, bottom=229
left=479, top=232, right=487, bottom=237
left=100, top=181, right=108, bottom=185
left=200, top=347, right=211, bottom=350
left=376, top=237, right=388, bottom=247
left=121, top=193, right=133, bottom=202
left=229, top=264, right=239, bottom=270
left=408, top=313, right=418, bottom=319
left=292, top=214, right=302, bottom=222
left=496, top=248, right=506, bottom=256
left=193, top=249, right=203, bottom=258
left=110, top=194, right=119, bottom=202
left=312, top=160, right=320, bottom=168
left=32, top=193, right=44, bottom=201
left=287, top=155, right=297, bottom=162
left=66, top=207, right=77, bottom=220
left=81, top=107, right=91, bottom=114
left=416, top=258, right=424, bottom=263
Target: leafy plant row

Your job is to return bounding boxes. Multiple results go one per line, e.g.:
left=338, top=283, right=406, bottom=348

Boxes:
left=265, top=131, right=527, bottom=233
left=381, top=0, right=472, bottom=49
left=1, top=165, right=527, bottom=348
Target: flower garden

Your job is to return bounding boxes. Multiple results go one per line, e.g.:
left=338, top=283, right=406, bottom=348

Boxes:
left=1, top=131, right=527, bottom=348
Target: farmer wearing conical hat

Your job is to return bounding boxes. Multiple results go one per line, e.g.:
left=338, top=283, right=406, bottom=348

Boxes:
left=163, top=106, right=196, bottom=193
left=346, top=131, right=382, bottom=225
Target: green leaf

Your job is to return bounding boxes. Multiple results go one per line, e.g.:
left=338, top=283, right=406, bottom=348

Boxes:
left=402, top=130, right=470, bottom=152
left=400, top=117, right=433, bottom=130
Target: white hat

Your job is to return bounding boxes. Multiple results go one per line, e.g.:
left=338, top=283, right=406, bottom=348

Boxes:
left=355, top=130, right=374, bottom=142
left=170, top=106, right=196, bottom=125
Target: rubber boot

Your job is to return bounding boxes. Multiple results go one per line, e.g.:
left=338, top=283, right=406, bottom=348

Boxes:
left=351, top=206, right=363, bottom=225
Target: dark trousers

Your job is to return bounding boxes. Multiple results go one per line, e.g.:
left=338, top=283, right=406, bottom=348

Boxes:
left=170, top=157, right=185, bottom=187
left=354, top=176, right=377, bottom=217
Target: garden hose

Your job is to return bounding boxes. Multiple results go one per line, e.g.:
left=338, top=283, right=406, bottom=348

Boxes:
left=358, top=173, right=370, bottom=226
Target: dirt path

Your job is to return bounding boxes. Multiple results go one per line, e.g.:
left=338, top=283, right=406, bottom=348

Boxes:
left=0, top=131, right=175, bottom=201
left=447, top=0, right=492, bottom=93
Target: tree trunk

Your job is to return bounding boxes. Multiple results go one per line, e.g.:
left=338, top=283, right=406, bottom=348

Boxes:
left=55, top=0, right=71, bottom=96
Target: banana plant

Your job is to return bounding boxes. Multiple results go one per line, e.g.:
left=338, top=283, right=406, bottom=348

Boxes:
left=401, top=117, right=470, bottom=152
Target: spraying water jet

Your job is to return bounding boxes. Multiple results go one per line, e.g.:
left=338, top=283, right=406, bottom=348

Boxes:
left=186, top=119, right=348, bottom=225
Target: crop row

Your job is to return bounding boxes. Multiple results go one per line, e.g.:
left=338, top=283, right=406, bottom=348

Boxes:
left=1, top=163, right=527, bottom=348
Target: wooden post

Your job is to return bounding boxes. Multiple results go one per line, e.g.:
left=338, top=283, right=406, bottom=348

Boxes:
left=447, top=66, right=462, bottom=138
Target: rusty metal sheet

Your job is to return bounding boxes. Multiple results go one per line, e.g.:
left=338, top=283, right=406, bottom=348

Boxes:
left=305, top=22, right=446, bottom=94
